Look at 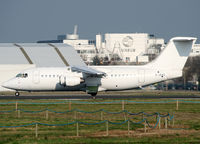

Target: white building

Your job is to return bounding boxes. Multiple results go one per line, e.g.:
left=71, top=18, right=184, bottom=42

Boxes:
left=62, top=26, right=165, bottom=64
left=99, top=33, right=164, bottom=63
left=63, top=26, right=96, bottom=64
left=190, top=44, right=200, bottom=57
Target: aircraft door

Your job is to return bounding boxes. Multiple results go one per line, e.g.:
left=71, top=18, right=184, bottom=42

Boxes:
left=33, top=70, right=40, bottom=84
left=17, top=77, right=21, bottom=89
left=138, top=70, right=145, bottom=83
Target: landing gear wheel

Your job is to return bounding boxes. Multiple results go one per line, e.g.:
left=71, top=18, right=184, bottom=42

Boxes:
left=91, top=93, right=97, bottom=96
left=15, top=92, right=20, bottom=96
left=90, top=93, right=97, bottom=99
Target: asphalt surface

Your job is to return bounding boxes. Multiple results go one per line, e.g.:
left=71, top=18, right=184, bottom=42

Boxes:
left=0, top=95, right=200, bottom=99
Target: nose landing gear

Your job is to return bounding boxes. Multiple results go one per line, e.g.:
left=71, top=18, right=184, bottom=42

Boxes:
left=15, top=91, right=20, bottom=96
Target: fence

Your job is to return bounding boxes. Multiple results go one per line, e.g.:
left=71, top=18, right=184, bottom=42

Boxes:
left=1, top=99, right=197, bottom=137
left=0, top=106, right=174, bottom=137
left=0, top=113, right=173, bottom=137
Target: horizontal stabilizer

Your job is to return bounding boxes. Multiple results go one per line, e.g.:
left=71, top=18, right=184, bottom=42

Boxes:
left=172, top=37, right=196, bottom=42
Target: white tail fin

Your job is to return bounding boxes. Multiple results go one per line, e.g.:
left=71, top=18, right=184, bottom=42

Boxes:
left=148, top=37, right=196, bottom=70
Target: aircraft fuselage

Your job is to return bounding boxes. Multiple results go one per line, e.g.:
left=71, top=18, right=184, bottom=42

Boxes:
left=4, top=66, right=179, bottom=92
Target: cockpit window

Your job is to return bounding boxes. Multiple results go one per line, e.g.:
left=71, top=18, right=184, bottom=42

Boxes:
left=16, top=73, right=28, bottom=78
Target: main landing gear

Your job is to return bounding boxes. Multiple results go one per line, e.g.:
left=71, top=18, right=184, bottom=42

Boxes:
left=91, top=93, right=97, bottom=96
left=15, top=91, right=20, bottom=96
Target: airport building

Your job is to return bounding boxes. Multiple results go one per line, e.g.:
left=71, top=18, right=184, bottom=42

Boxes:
left=38, top=26, right=165, bottom=64
left=63, top=30, right=97, bottom=64
left=61, top=31, right=200, bottom=64
left=101, top=33, right=164, bottom=63
left=38, top=26, right=200, bottom=64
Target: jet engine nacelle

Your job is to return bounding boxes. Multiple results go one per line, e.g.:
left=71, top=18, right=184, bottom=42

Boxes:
left=59, top=75, right=82, bottom=86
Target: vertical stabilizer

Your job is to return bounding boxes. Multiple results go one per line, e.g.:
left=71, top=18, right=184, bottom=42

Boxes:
left=148, top=37, right=196, bottom=71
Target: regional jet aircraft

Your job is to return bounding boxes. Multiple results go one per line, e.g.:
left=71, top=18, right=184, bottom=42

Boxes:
left=2, top=37, right=196, bottom=96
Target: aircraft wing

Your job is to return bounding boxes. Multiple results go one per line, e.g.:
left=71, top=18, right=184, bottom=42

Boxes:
left=49, top=43, right=86, bottom=67
left=71, top=66, right=106, bottom=76
left=50, top=44, right=105, bottom=76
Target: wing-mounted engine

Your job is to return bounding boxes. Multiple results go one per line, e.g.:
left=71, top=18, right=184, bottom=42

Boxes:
left=71, top=66, right=106, bottom=96
left=59, top=75, right=84, bottom=86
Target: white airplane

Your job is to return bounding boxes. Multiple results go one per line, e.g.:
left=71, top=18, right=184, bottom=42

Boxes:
left=2, top=37, right=196, bottom=96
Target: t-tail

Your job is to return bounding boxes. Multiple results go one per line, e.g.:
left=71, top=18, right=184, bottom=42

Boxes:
left=147, top=37, right=197, bottom=79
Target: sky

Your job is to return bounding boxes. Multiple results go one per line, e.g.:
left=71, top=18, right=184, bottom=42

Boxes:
left=0, top=0, right=199, bottom=43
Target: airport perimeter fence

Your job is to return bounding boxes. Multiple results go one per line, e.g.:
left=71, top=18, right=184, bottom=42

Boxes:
left=0, top=99, right=197, bottom=137
left=0, top=112, right=174, bottom=137
left=0, top=107, right=173, bottom=123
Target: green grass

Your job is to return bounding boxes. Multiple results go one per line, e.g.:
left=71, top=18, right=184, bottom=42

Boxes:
left=0, top=134, right=200, bottom=144
left=0, top=91, right=200, bottom=143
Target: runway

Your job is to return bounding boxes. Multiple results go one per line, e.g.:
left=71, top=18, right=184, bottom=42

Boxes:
left=0, top=95, right=200, bottom=99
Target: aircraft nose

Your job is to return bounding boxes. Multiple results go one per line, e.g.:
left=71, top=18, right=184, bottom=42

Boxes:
left=2, top=79, right=16, bottom=89
left=2, top=81, right=10, bottom=88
